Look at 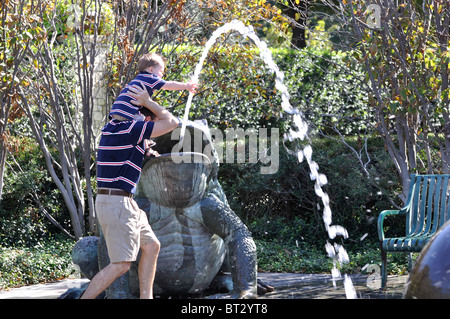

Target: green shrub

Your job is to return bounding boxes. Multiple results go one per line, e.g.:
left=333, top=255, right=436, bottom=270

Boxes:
left=159, top=45, right=370, bottom=136
left=276, top=48, right=372, bottom=136
left=256, top=240, right=333, bottom=273
left=219, top=134, right=402, bottom=249
left=0, top=136, right=69, bottom=246
left=256, top=239, right=411, bottom=276
left=0, top=237, right=74, bottom=289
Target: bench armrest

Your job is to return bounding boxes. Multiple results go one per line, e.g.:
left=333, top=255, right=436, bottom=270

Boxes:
left=377, top=209, right=407, bottom=241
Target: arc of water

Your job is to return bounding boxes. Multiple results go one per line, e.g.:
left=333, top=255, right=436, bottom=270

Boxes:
left=180, top=21, right=298, bottom=141
left=180, top=20, right=356, bottom=298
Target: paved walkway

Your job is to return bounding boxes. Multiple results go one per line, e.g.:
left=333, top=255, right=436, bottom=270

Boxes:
left=0, top=278, right=89, bottom=299
left=258, top=273, right=407, bottom=299
left=0, top=273, right=408, bottom=299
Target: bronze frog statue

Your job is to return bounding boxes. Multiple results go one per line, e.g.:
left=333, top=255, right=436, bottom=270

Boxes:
left=63, top=121, right=272, bottom=299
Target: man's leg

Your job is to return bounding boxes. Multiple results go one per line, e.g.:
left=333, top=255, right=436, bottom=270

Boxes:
left=81, top=262, right=131, bottom=299
left=138, top=240, right=160, bottom=299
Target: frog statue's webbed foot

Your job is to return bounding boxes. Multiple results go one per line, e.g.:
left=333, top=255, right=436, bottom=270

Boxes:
left=257, top=279, right=274, bottom=294
left=205, top=267, right=274, bottom=299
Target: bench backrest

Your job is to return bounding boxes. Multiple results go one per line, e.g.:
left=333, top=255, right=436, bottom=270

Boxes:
left=406, top=174, right=450, bottom=236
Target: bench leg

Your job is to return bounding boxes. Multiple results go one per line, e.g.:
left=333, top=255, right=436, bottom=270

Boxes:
left=408, top=253, right=414, bottom=272
left=380, top=242, right=387, bottom=290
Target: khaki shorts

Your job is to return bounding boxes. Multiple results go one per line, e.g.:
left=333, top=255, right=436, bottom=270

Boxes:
left=95, top=192, right=158, bottom=263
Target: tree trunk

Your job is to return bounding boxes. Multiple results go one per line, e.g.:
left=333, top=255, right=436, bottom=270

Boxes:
left=0, top=95, right=8, bottom=204
left=0, top=142, right=6, bottom=204
left=19, top=89, right=86, bottom=240
left=280, top=0, right=308, bottom=49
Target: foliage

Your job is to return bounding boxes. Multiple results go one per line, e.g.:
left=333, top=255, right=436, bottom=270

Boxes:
left=197, top=0, right=288, bottom=31
left=0, top=136, right=69, bottom=246
left=166, top=43, right=286, bottom=131
left=331, top=0, right=450, bottom=202
left=276, top=47, right=371, bottom=136
left=256, top=239, right=332, bottom=273
left=219, top=135, right=403, bottom=248
left=256, top=239, right=411, bottom=276
left=0, top=0, right=47, bottom=206
left=42, top=0, right=115, bottom=38
left=157, top=43, right=369, bottom=138
left=0, top=237, right=74, bottom=290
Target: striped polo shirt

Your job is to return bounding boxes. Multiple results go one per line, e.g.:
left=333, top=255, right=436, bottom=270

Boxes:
left=110, top=71, right=166, bottom=120
left=96, top=119, right=155, bottom=194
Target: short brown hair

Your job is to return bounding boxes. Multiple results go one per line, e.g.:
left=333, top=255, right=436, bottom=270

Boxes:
left=137, top=52, right=166, bottom=72
left=140, top=106, right=156, bottom=119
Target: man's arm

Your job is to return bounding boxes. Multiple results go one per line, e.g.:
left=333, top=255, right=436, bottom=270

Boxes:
left=128, top=84, right=179, bottom=137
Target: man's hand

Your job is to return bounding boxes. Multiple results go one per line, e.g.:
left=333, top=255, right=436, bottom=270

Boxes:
left=127, top=84, right=179, bottom=138
left=128, top=84, right=152, bottom=107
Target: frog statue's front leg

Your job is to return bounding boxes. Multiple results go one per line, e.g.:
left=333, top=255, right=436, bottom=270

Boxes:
left=200, top=191, right=258, bottom=299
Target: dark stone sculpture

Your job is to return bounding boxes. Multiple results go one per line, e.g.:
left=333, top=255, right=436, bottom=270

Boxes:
left=404, top=220, right=450, bottom=299
left=63, top=121, right=271, bottom=299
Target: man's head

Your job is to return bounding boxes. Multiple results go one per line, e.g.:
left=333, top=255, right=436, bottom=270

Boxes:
left=140, top=106, right=157, bottom=121
left=138, top=52, right=166, bottom=78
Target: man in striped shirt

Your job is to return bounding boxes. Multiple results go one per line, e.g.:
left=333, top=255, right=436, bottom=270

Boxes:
left=82, top=84, right=180, bottom=299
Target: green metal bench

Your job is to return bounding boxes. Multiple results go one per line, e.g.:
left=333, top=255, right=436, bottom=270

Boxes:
left=377, top=174, right=450, bottom=289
